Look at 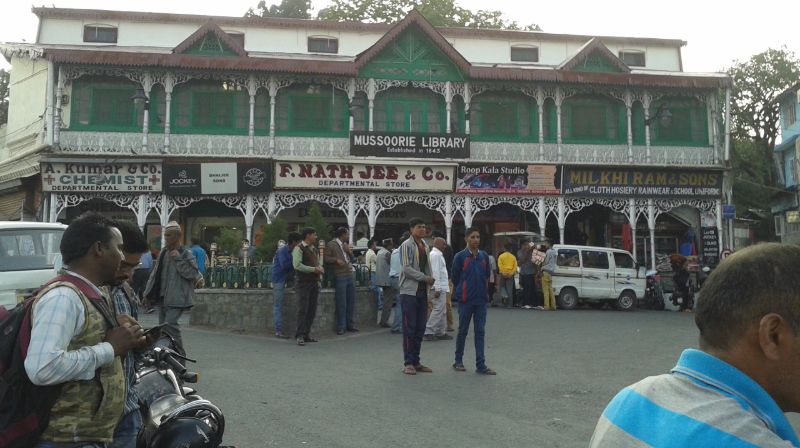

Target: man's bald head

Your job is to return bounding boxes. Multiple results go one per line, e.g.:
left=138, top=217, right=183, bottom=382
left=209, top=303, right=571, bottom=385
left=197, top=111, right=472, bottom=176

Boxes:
left=433, top=237, right=447, bottom=251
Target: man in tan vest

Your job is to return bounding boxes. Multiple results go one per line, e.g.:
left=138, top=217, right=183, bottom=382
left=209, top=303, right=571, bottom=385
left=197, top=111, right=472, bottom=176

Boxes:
left=25, top=212, right=146, bottom=447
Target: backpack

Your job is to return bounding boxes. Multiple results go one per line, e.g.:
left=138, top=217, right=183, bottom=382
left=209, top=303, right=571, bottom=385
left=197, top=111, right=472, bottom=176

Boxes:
left=0, top=274, right=111, bottom=448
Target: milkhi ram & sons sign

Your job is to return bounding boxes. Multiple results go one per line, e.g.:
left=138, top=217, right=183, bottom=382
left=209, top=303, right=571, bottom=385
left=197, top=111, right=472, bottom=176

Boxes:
left=275, top=161, right=455, bottom=192
left=41, top=160, right=163, bottom=192
left=560, top=167, right=723, bottom=198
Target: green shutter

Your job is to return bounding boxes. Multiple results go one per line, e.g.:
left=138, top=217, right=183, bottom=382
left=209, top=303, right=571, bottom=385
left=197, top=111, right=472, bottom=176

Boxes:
left=360, top=28, right=464, bottom=81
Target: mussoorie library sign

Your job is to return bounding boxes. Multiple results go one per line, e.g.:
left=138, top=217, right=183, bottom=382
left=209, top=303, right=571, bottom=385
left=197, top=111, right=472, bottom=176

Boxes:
left=41, top=161, right=163, bottom=192
left=350, top=131, right=470, bottom=159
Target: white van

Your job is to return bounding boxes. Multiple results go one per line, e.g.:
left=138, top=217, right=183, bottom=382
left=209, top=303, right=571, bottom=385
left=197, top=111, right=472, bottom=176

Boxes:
left=550, top=244, right=645, bottom=311
left=0, top=221, right=67, bottom=309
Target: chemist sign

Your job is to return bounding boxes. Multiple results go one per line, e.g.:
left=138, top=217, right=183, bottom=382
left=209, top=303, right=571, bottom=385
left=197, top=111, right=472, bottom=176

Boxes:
left=41, top=161, right=162, bottom=192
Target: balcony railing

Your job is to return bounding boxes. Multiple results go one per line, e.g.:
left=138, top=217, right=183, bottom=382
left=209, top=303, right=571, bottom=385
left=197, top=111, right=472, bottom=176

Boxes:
left=57, top=131, right=720, bottom=166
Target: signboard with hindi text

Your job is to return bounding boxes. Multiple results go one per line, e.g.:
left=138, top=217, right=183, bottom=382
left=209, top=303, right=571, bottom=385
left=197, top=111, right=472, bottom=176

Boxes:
left=41, top=161, right=162, bottom=192
left=274, top=161, right=455, bottom=192
left=350, top=131, right=469, bottom=159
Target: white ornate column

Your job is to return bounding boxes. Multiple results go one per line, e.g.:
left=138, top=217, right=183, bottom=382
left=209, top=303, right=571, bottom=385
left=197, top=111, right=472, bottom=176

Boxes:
left=54, top=67, right=64, bottom=147
left=347, top=78, right=356, bottom=132
left=163, top=73, right=175, bottom=153
left=445, top=81, right=452, bottom=134
left=625, top=90, right=633, bottom=163
left=537, top=86, right=545, bottom=161
left=49, top=193, right=58, bottom=223
left=347, top=193, right=356, bottom=245
left=557, top=197, right=566, bottom=243
left=266, top=192, right=277, bottom=223
left=643, top=92, right=652, bottom=164
left=368, top=193, right=377, bottom=238
left=724, top=86, right=732, bottom=162
left=367, top=78, right=377, bottom=132
left=555, top=86, right=564, bottom=162
left=159, top=193, right=170, bottom=249
left=464, top=82, right=471, bottom=135
left=268, top=76, right=279, bottom=153
left=140, top=72, right=154, bottom=152
left=647, top=199, right=657, bottom=271
left=537, top=197, right=547, bottom=236
left=136, top=195, right=148, bottom=231
left=444, top=195, right=454, bottom=245
left=716, top=199, right=724, bottom=251
left=247, top=76, right=257, bottom=155
left=628, top=199, right=637, bottom=261
left=464, top=196, right=474, bottom=228
left=244, top=194, right=255, bottom=243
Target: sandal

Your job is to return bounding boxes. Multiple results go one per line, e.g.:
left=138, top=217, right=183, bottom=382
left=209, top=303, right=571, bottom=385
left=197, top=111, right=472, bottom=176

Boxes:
left=402, top=365, right=417, bottom=375
left=296, top=337, right=305, bottom=346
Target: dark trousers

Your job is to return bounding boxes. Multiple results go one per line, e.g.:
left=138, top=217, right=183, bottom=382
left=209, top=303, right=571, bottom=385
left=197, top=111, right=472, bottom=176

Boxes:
left=379, top=284, right=397, bottom=325
left=334, top=275, right=356, bottom=331
left=455, top=302, right=488, bottom=370
left=520, top=274, right=535, bottom=307
left=401, top=291, right=428, bottom=366
left=295, top=281, right=319, bottom=338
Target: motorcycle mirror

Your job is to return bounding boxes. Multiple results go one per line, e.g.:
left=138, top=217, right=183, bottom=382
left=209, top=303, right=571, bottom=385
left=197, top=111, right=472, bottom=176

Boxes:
left=181, top=371, right=200, bottom=383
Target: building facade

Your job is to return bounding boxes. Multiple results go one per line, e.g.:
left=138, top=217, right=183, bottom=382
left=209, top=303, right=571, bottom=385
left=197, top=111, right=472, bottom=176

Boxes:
left=0, top=7, right=733, bottom=269
left=773, top=82, right=800, bottom=244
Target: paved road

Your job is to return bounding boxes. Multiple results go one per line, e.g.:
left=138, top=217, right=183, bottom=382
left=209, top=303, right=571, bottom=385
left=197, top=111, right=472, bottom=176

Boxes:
left=140, top=308, right=800, bottom=448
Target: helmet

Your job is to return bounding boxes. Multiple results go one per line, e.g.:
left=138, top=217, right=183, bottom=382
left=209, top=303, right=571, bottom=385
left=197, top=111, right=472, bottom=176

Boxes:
left=150, top=417, right=218, bottom=448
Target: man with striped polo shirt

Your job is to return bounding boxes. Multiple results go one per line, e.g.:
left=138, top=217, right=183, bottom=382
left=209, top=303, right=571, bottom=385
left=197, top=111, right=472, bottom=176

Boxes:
left=591, top=243, right=800, bottom=447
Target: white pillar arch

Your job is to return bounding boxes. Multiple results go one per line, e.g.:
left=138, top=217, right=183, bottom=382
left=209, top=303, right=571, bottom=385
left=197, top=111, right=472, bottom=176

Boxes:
left=724, top=87, right=732, bottom=162
left=49, top=193, right=58, bottom=223
left=628, top=199, right=637, bottom=261
left=267, top=192, right=277, bottom=223
left=368, top=193, right=377, bottom=238
left=557, top=197, right=566, bottom=243
left=268, top=76, right=279, bottom=153
left=464, top=82, right=471, bottom=135
left=367, top=78, right=377, bottom=132
left=347, top=193, right=356, bottom=245
left=464, top=196, right=474, bottom=229
left=444, top=195, right=453, bottom=245
left=247, top=76, right=257, bottom=155
left=716, top=199, right=724, bottom=251
left=555, top=87, right=564, bottom=162
left=163, top=73, right=175, bottom=153
left=159, top=193, right=170, bottom=249
left=244, top=194, right=255, bottom=243
left=537, top=197, right=546, bottom=236
left=139, top=72, right=154, bottom=152
left=643, top=92, right=652, bottom=163
left=625, top=90, right=633, bottom=163
left=537, top=86, right=545, bottom=161
left=54, top=67, right=64, bottom=147
left=445, top=81, right=452, bottom=134
left=647, top=199, right=657, bottom=271
left=136, top=195, right=149, bottom=231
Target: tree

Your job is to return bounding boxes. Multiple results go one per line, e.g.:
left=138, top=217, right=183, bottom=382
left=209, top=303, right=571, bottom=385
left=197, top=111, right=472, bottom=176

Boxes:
left=245, top=0, right=312, bottom=18
left=730, top=137, right=778, bottom=241
left=215, top=227, right=242, bottom=257
left=317, top=0, right=540, bottom=30
left=0, top=69, right=9, bottom=126
left=727, top=47, right=800, bottom=184
left=303, top=202, right=331, bottom=244
left=255, top=217, right=288, bottom=261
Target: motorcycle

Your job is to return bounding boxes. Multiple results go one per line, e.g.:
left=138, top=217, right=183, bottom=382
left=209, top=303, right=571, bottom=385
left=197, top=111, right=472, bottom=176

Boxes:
left=641, top=270, right=665, bottom=310
left=135, top=338, right=228, bottom=448
left=669, top=280, right=695, bottom=311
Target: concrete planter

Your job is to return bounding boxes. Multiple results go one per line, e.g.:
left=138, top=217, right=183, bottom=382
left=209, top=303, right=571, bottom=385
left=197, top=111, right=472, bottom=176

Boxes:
left=191, top=286, right=381, bottom=335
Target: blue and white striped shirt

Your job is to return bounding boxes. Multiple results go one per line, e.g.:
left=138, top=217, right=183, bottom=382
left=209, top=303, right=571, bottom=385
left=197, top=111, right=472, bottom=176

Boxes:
left=109, top=284, right=141, bottom=415
left=24, top=270, right=115, bottom=386
left=591, top=349, right=800, bottom=447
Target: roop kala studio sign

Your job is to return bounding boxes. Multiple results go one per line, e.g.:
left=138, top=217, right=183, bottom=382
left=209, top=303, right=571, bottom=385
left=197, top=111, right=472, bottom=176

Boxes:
left=561, top=167, right=723, bottom=198
left=350, top=131, right=469, bottom=159
left=275, top=161, right=455, bottom=191
left=41, top=161, right=162, bottom=192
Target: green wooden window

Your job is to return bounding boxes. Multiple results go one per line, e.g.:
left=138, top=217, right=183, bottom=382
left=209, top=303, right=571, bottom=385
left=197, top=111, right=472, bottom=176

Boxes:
left=543, top=100, right=557, bottom=143
left=650, top=101, right=708, bottom=146
left=172, top=82, right=258, bottom=135
left=275, top=85, right=348, bottom=136
left=69, top=78, right=143, bottom=131
left=185, top=33, right=238, bottom=56
left=562, top=97, right=625, bottom=144
left=373, top=88, right=445, bottom=133
left=471, top=93, right=538, bottom=141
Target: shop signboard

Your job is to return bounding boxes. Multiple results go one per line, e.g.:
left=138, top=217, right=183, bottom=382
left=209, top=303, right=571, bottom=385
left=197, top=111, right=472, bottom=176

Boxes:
left=237, top=163, right=271, bottom=194
left=701, top=226, right=720, bottom=267
left=41, top=161, right=162, bottom=192
left=164, top=163, right=272, bottom=195
left=163, top=164, right=201, bottom=195
left=350, top=131, right=469, bottom=159
left=274, top=161, right=455, bottom=192
left=561, top=167, right=723, bottom=198
left=722, top=204, right=736, bottom=220
left=455, top=164, right=561, bottom=195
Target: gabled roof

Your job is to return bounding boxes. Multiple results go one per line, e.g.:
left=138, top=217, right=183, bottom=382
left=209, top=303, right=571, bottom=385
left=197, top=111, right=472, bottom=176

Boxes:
left=173, top=21, right=247, bottom=57
left=353, top=9, right=470, bottom=74
left=557, top=37, right=630, bottom=73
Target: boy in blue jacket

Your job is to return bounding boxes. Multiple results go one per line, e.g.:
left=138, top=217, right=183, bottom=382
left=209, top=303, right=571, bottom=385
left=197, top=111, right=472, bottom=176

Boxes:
left=451, top=226, right=497, bottom=375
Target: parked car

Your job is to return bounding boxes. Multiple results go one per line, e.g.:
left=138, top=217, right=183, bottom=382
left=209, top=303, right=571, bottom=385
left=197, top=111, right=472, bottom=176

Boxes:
left=0, top=221, right=67, bottom=309
left=550, top=244, right=645, bottom=311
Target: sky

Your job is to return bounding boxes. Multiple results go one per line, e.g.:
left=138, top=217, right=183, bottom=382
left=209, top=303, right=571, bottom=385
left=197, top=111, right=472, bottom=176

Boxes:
left=1, top=0, right=798, bottom=73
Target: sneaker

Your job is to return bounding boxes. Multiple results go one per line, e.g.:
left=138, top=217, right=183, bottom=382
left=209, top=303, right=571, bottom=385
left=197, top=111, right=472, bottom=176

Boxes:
left=296, top=337, right=305, bottom=346
left=534, top=306, right=545, bottom=310
left=477, top=367, right=497, bottom=375
left=522, top=305, right=532, bottom=310
left=452, top=363, right=466, bottom=372
left=414, top=364, right=433, bottom=373
left=436, top=334, right=454, bottom=340
left=275, top=332, right=290, bottom=339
